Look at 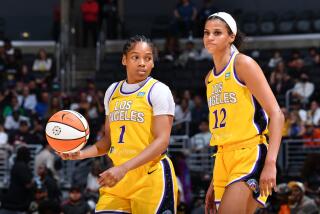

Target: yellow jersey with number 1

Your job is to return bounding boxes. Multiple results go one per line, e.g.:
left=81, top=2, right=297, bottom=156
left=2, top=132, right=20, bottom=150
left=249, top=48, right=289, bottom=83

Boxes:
left=108, top=77, right=158, bottom=166
left=206, top=51, right=268, bottom=146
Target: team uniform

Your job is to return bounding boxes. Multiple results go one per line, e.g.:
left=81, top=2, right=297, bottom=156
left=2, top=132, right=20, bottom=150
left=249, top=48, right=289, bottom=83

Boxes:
left=206, top=51, right=269, bottom=206
left=96, top=77, right=178, bottom=214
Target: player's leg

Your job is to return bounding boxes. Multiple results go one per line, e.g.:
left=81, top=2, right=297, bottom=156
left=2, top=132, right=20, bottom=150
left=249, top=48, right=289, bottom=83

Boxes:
left=217, top=181, right=259, bottom=214
left=131, top=156, right=178, bottom=214
left=95, top=192, right=131, bottom=213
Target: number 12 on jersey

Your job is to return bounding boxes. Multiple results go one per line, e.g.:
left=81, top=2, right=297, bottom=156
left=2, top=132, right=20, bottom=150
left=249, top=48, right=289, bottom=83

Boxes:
left=212, top=108, right=227, bottom=129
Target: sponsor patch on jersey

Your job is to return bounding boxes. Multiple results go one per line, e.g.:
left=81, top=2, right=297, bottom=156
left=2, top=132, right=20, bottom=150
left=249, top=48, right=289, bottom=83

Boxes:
left=137, top=92, right=145, bottom=97
left=246, top=179, right=259, bottom=194
left=225, top=72, right=231, bottom=80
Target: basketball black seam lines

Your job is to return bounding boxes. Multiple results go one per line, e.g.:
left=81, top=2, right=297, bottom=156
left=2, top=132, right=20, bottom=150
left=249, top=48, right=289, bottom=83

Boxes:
left=46, top=134, right=87, bottom=141
left=48, top=120, right=86, bottom=133
left=61, top=110, right=87, bottom=132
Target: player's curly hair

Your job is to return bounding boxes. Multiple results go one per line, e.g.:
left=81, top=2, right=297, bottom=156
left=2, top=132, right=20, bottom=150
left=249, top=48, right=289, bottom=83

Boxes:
left=122, top=35, right=155, bottom=55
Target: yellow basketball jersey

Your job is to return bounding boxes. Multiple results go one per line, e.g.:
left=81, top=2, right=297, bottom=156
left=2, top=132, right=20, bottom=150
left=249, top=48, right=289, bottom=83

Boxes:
left=206, top=52, right=268, bottom=146
left=108, top=77, right=159, bottom=165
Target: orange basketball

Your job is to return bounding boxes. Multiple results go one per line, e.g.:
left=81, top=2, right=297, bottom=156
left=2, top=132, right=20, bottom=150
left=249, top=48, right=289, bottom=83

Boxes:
left=45, top=110, right=90, bottom=153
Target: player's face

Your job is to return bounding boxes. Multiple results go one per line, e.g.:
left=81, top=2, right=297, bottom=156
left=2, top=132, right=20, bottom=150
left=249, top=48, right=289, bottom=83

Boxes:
left=122, top=42, right=154, bottom=84
left=203, top=19, right=235, bottom=55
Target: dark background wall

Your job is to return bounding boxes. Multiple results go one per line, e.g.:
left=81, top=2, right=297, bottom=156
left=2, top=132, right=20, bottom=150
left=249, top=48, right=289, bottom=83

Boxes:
left=0, top=0, right=58, bottom=40
left=122, top=0, right=320, bottom=36
left=1, top=0, right=320, bottom=40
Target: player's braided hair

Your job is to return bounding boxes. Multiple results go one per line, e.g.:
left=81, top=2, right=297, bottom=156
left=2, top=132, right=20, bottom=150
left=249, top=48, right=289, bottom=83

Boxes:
left=122, top=35, right=155, bottom=55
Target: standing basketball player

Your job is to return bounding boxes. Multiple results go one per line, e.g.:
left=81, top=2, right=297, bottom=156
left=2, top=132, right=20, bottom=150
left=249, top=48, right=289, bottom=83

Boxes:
left=59, top=35, right=178, bottom=213
left=203, top=12, right=284, bottom=214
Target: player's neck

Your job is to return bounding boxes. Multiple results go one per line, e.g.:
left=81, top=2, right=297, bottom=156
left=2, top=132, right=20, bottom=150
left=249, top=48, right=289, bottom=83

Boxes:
left=213, top=49, right=232, bottom=74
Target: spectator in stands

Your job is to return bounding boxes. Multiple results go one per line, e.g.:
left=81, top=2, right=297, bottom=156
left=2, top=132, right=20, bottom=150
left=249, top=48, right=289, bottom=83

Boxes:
left=304, top=47, right=320, bottom=67
left=183, top=89, right=194, bottom=110
left=48, top=96, right=61, bottom=116
left=61, top=185, right=91, bottom=214
left=172, top=0, right=197, bottom=37
left=4, top=54, right=18, bottom=85
left=268, top=50, right=283, bottom=69
left=190, top=120, right=211, bottom=151
left=175, top=40, right=199, bottom=67
left=302, top=123, right=320, bottom=147
left=190, top=95, right=208, bottom=135
left=10, top=120, right=34, bottom=145
left=0, top=123, right=8, bottom=146
left=2, top=94, right=22, bottom=119
left=98, top=0, right=118, bottom=39
left=272, top=183, right=291, bottom=214
left=301, top=154, right=320, bottom=197
left=17, top=86, right=37, bottom=113
left=32, top=49, right=52, bottom=75
left=17, top=64, right=34, bottom=84
left=161, top=35, right=181, bottom=62
left=3, top=38, right=15, bottom=56
left=288, top=50, right=305, bottom=79
left=291, top=73, right=315, bottom=105
left=175, top=97, right=191, bottom=122
left=197, top=0, right=217, bottom=37
left=299, top=100, right=320, bottom=126
left=281, top=107, right=291, bottom=137
left=31, top=116, right=46, bottom=143
left=85, top=159, right=101, bottom=208
left=28, top=185, right=49, bottom=214
left=0, top=146, right=34, bottom=212
left=35, top=143, right=58, bottom=180
left=4, top=110, right=29, bottom=133
left=35, top=163, right=61, bottom=202
left=28, top=184, right=61, bottom=214
left=81, top=0, right=99, bottom=47
left=172, top=152, right=192, bottom=209
left=35, top=91, right=50, bottom=119
left=287, top=181, right=318, bottom=214
left=287, top=111, right=305, bottom=138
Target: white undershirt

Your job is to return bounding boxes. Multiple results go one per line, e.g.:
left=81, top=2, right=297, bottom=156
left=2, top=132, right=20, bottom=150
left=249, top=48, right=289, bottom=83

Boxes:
left=104, top=78, right=175, bottom=116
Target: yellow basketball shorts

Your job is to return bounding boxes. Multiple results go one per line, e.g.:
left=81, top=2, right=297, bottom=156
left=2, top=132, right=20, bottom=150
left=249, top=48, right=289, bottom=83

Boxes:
left=95, top=156, right=178, bottom=214
left=213, top=139, right=268, bottom=207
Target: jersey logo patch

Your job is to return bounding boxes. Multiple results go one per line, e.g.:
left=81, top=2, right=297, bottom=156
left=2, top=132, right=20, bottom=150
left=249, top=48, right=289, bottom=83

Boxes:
left=246, top=179, right=259, bottom=194
left=137, top=92, right=145, bottom=97
left=225, top=72, right=231, bottom=80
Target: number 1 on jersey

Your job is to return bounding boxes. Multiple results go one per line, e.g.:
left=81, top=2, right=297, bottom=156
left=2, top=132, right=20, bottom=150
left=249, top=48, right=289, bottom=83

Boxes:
left=118, top=125, right=126, bottom=143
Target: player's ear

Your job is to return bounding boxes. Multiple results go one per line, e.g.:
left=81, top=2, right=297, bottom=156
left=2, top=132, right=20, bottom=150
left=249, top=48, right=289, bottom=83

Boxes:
left=122, top=55, right=127, bottom=66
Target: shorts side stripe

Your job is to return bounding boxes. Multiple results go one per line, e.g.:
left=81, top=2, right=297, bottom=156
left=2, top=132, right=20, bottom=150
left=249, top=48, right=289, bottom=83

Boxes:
left=156, top=158, right=175, bottom=214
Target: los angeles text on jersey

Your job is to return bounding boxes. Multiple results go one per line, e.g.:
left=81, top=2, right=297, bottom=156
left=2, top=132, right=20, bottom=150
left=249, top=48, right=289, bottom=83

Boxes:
left=208, top=82, right=237, bottom=107
left=109, top=100, right=145, bottom=123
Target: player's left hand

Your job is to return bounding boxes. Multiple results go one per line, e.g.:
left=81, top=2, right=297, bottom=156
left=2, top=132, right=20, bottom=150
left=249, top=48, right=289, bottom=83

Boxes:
left=98, top=165, right=128, bottom=187
left=259, top=161, right=277, bottom=197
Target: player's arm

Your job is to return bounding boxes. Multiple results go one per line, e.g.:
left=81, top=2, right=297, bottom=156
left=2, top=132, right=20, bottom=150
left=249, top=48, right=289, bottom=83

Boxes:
left=79, top=117, right=112, bottom=159
left=235, top=54, right=284, bottom=196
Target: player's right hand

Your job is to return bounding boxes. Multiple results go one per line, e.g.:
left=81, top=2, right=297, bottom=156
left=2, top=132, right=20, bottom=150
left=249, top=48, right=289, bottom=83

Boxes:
left=205, top=181, right=217, bottom=214
left=55, top=151, right=82, bottom=160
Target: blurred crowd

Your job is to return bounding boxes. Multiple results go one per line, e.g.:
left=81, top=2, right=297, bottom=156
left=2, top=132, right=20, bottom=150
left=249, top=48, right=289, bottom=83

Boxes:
left=1, top=35, right=320, bottom=213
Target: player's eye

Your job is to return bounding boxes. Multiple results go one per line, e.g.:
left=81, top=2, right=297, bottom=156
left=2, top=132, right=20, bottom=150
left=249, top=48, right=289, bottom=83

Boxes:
left=131, top=55, right=139, bottom=60
left=214, top=31, right=222, bottom=36
left=204, top=31, right=210, bottom=36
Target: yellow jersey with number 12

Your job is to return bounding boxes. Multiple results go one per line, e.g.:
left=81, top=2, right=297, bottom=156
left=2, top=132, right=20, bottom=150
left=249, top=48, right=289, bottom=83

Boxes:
left=206, top=52, right=268, bottom=146
left=108, top=77, right=159, bottom=166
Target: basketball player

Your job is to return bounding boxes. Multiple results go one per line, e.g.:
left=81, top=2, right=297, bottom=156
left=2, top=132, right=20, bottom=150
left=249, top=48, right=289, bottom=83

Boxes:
left=203, top=12, right=284, bottom=214
left=58, top=35, right=178, bottom=213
